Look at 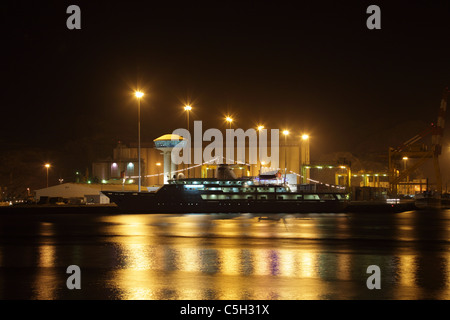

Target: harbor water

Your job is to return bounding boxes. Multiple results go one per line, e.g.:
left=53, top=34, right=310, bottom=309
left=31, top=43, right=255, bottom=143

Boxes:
left=0, top=209, right=449, bottom=300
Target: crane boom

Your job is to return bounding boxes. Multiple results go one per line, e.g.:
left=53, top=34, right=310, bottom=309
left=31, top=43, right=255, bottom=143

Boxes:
left=389, top=87, right=448, bottom=196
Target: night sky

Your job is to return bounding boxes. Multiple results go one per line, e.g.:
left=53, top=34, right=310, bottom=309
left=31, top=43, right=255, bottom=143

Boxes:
left=1, top=0, right=449, bottom=185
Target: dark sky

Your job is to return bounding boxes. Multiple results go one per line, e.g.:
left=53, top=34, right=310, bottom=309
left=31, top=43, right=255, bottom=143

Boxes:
left=2, top=0, right=449, bottom=162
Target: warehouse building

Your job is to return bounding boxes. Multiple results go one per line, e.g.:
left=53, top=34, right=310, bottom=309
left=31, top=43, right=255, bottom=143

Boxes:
left=34, top=183, right=140, bottom=204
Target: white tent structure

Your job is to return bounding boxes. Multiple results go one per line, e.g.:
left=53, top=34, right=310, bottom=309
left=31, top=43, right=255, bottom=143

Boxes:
left=34, top=183, right=137, bottom=204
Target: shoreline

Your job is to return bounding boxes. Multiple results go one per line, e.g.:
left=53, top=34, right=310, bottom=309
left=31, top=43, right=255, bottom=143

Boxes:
left=0, top=203, right=120, bottom=214
left=0, top=200, right=441, bottom=214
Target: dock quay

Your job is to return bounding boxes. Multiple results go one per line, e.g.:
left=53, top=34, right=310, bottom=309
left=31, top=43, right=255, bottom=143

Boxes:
left=0, top=204, right=120, bottom=215
left=346, top=200, right=417, bottom=213
left=0, top=200, right=427, bottom=214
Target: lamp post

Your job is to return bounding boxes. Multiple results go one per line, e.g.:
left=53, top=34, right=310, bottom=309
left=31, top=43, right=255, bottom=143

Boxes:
left=283, top=130, right=289, bottom=184
left=402, top=156, right=409, bottom=195
left=135, top=91, right=144, bottom=192
left=224, top=117, right=233, bottom=164
left=257, top=125, right=264, bottom=176
left=44, top=163, right=50, bottom=188
left=184, top=105, right=192, bottom=131
left=260, top=161, right=265, bottom=175
left=156, top=162, right=161, bottom=185
left=184, top=105, right=192, bottom=178
left=301, top=134, right=310, bottom=184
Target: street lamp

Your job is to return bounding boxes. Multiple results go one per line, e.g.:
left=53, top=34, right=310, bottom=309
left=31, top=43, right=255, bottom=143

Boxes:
left=256, top=125, right=265, bottom=176
left=225, top=117, right=233, bottom=164
left=402, top=156, right=409, bottom=195
left=135, top=91, right=144, bottom=192
left=225, top=116, right=233, bottom=129
left=184, top=105, right=192, bottom=178
left=283, top=130, right=289, bottom=184
left=44, top=163, right=50, bottom=188
left=184, top=105, right=192, bottom=132
left=301, top=134, right=310, bottom=184
left=184, top=105, right=192, bottom=123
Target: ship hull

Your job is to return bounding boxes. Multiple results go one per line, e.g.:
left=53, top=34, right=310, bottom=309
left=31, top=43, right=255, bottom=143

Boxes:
left=103, top=191, right=348, bottom=214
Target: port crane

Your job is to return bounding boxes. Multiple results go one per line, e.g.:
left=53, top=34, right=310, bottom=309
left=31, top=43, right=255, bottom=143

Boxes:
left=388, top=88, right=448, bottom=196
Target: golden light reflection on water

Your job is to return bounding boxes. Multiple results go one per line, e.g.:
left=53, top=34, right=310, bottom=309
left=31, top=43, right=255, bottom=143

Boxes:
left=37, top=223, right=55, bottom=268
left=397, top=255, right=416, bottom=288
left=279, top=249, right=297, bottom=276
left=33, top=245, right=58, bottom=300
left=120, top=243, right=155, bottom=270
left=335, top=254, right=352, bottom=281
left=107, top=216, right=160, bottom=299
left=37, top=244, right=55, bottom=268
left=219, top=248, right=241, bottom=275
left=299, top=251, right=317, bottom=278
left=252, top=249, right=271, bottom=276
left=448, top=255, right=450, bottom=289
left=178, top=247, right=200, bottom=273
left=1, top=212, right=449, bottom=299
left=92, top=213, right=450, bottom=300
left=33, top=222, right=57, bottom=300
left=102, top=214, right=328, bottom=299
left=395, top=212, right=416, bottom=242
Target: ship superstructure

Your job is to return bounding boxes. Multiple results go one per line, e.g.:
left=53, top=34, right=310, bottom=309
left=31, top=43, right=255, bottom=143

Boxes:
left=103, top=175, right=349, bottom=214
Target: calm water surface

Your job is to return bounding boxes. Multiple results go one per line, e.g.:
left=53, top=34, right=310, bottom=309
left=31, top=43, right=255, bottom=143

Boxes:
left=0, top=209, right=449, bottom=300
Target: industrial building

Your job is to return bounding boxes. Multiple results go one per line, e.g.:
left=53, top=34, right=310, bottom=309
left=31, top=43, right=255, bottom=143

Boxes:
left=91, top=133, right=313, bottom=187
left=34, top=182, right=140, bottom=204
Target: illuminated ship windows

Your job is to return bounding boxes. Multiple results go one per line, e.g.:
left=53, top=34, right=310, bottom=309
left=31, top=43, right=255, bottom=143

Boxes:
left=304, top=194, right=320, bottom=200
